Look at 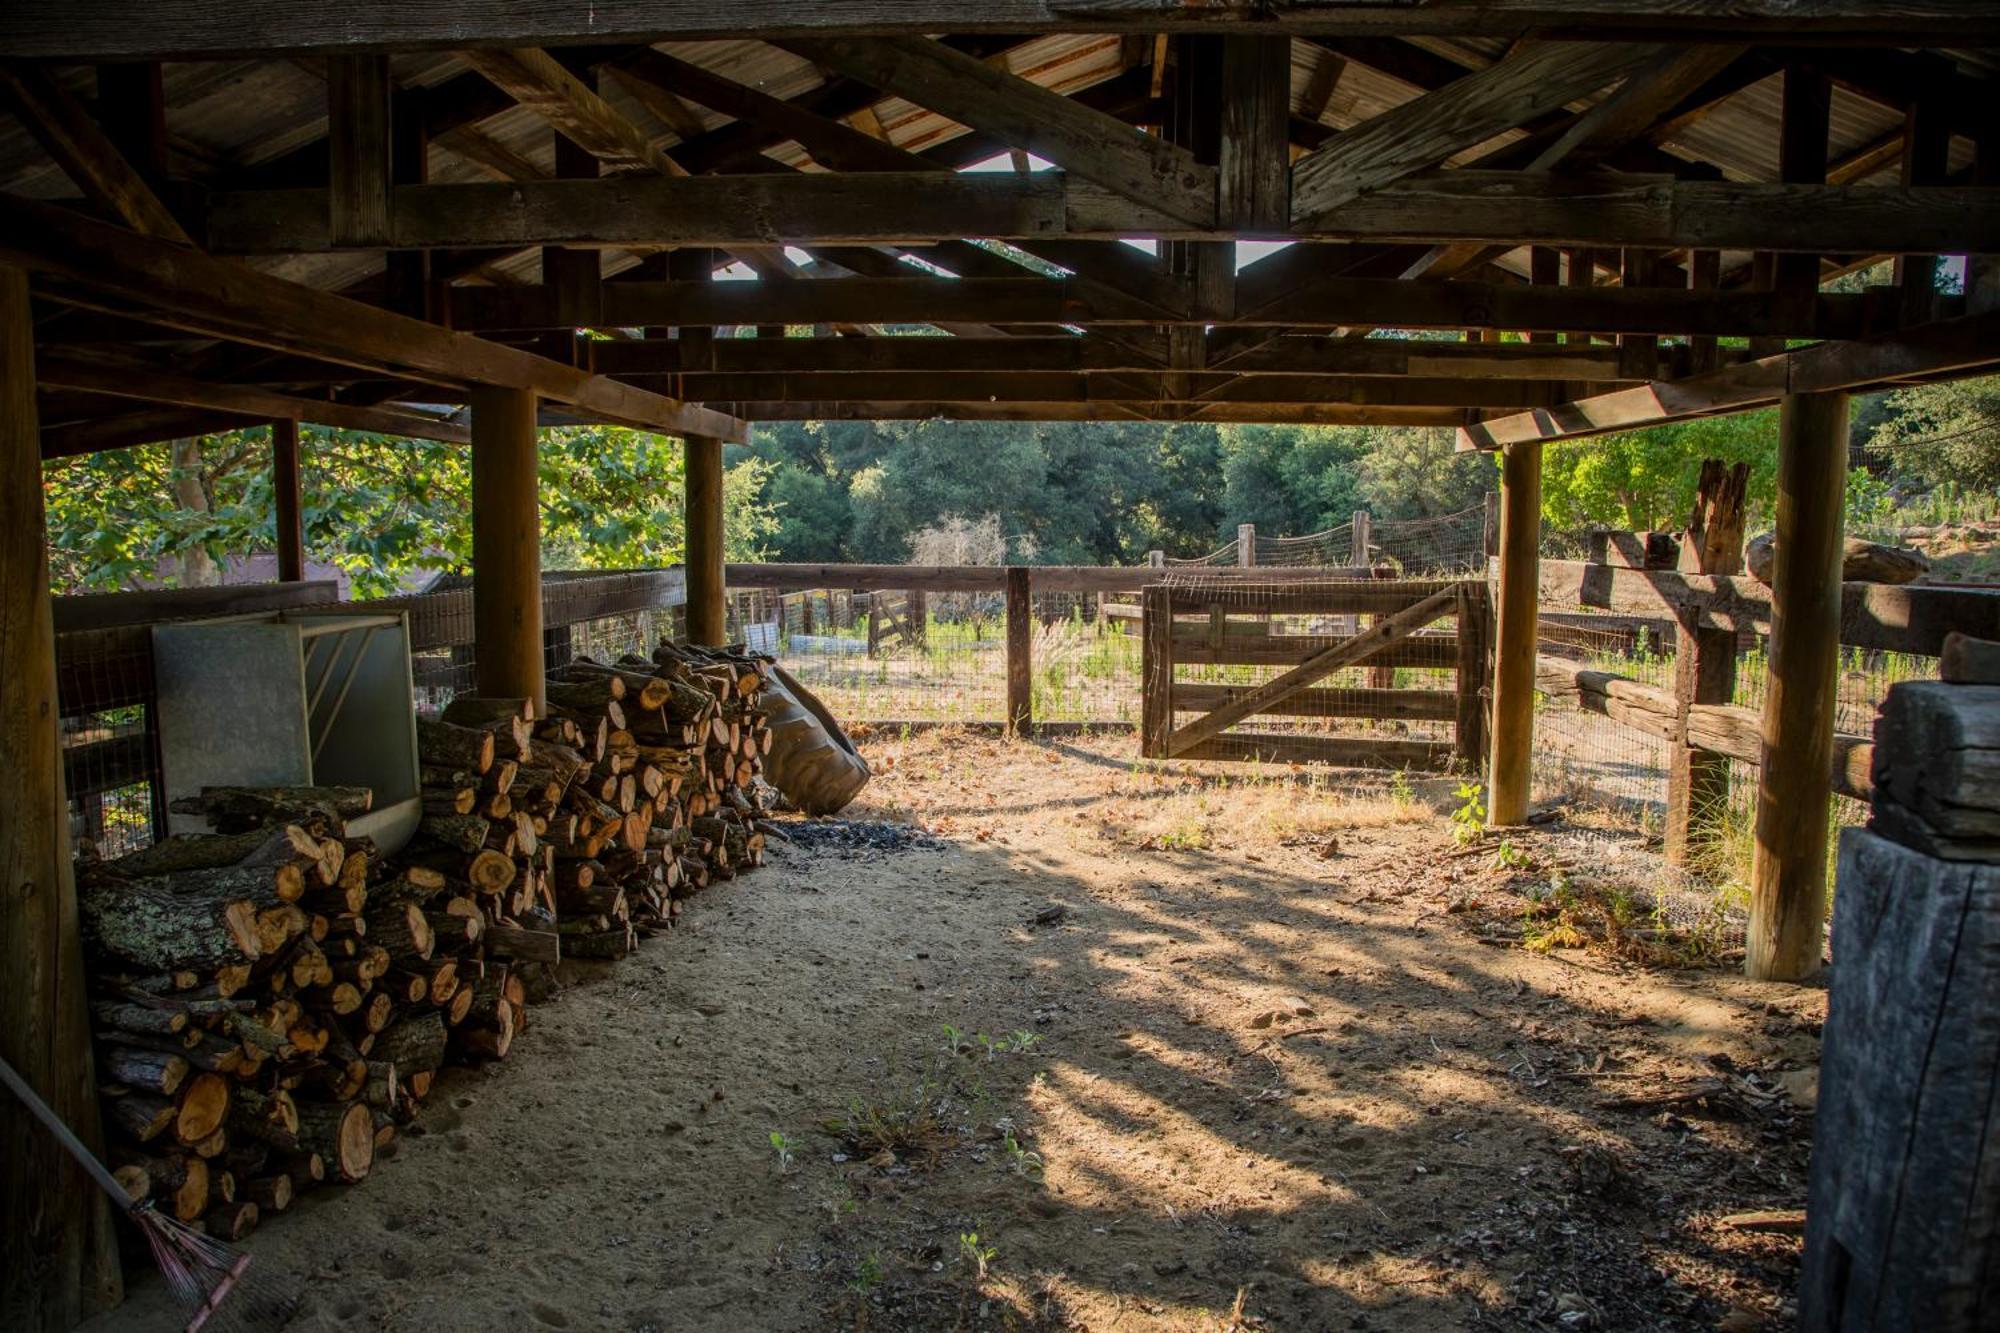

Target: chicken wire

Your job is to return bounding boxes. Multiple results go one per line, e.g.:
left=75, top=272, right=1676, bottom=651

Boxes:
left=765, top=586, right=1143, bottom=726
left=57, top=629, right=162, bottom=859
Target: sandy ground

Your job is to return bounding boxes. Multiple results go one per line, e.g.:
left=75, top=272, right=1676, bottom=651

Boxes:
left=87, top=731, right=1822, bottom=1333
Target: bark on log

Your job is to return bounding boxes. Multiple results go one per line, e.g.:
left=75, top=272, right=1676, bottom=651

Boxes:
left=77, top=873, right=263, bottom=971
left=415, top=718, right=496, bottom=774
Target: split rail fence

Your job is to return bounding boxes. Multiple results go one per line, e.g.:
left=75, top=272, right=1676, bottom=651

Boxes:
left=1532, top=537, right=2000, bottom=862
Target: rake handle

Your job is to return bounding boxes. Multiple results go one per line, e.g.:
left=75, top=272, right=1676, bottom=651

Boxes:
left=0, top=1051, right=138, bottom=1209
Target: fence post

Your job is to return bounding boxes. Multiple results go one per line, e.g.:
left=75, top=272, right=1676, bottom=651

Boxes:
left=1488, top=441, right=1543, bottom=825
left=865, top=593, right=880, bottom=656
left=683, top=432, right=726, bottom=647
left=1141, top=584, right=1173, bottom=757
left=1482, top=489, right=1500, bottom=559
left=1147, top=549, right=1165, bottom=568
left=1237, top=522, right=1256, bottom=567
left=799, top=591, right=815, bottom=637
left=1453, top=581, right=1492, bottom=767
left=1748, top=391, right=1849, bottom=981
left=1006, top=567, right=1032, bottom=736
left=1350, top=509, right=1372, bottom=568
left=1665, top=460, right=1749, bottom=866
left=908, top=589, right=927, bottom=651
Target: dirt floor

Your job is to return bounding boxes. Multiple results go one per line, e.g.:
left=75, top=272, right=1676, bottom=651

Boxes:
left=87, top=731, right=1824, bottom=1333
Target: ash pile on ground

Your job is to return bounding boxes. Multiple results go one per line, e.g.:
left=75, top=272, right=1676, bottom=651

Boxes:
left=770, top=818, right=949, bottom=856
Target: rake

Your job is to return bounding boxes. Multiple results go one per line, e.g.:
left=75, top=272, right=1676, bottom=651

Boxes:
left=0, top=1053, right=301, bottom=1332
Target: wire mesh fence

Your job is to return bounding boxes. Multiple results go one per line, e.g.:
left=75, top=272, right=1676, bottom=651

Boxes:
left=760, top=586, right=1145, bottom=726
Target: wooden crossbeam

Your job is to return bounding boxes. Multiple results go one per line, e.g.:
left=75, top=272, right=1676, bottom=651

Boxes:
left=445, top=271, right=1878, bottom=340
left=1527, top=45, right=1747, bottom=169
left=1290, top=41, right=1664, bottom=225
left=717, top=400, right=1469, bottom=425
left=10, top=5, right=1999, bottom=60
left=585, top=333, right=1655, bottom=380
left=201, top=173, right=2000, bottom=255
left=0, top=61, right=191, bottom=243
left=1165, top=585, right=1463, bottom=757
left=628, top=370, right=1569, bottom=408
left=778, top=35, right=1217, bottom=226
left=3, top=194, right=748, bottom=441
left=1459, top=307, right=2000, bottom=448
left=461, top=48, right=683, bottom=177
left=35, top=354, right=471, bottom=444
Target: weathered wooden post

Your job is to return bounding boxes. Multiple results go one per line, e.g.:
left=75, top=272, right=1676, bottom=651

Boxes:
left=1147, top=549, right=1165, bottom=568
left=1482, top=489, right=1500, bottom=560
left=271, top=418, right=304, bottom=582
left=1237, top=522, right=1256, bottom=567
left=1, top=263, right=124, bottom=1328
left=1006, top=567, right=1032, bottom=736
left=1488, top=441, right=1542, bottom=825
left=1355, top=510, right=1395, bottom=687
left=1800, top=676, right=2000, bottom=1330
left=1666, top=460, right=1749, bottom=865
left=471, top=386, right=545, bottom=711
left=908, top=589, right=928, bottom=651
left=1141, top=584, right=1173, bottom=758
left=1748, top=392, right=1848, bottom=980
left=684, top=432, right=725, bottom=646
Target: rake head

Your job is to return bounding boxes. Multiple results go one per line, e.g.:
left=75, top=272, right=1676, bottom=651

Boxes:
left=132, top=1203, right=300, bottom=1333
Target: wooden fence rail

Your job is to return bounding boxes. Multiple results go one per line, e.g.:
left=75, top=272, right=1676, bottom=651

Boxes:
left=1535, top=551, right=2000, bottom=847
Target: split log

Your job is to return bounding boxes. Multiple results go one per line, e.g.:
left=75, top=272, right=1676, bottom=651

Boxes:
left=415, top=718, right=496, bottom=773
left=297, top=1102, right=374, bottom=1184
left=172, top=1073, right=231, bottom=1146
left=370, top=1011, right=446, bottom=1077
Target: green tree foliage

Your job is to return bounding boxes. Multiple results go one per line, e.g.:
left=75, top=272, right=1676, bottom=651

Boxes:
left=1538, top=410, right=1780, bottom=532
left=44, top=424, right=776, bottom=596
left=1219, top=424, right=1366, bottom=537
left=1865, top=376, right=2000, bottom=491
left=1352, top=426, right=1496, bottom=520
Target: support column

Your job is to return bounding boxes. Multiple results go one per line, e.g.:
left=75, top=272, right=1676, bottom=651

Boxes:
left=1236, top=522, right=1255, bottom=567
left=1748, top=391, right=1848, bottom=981
left=1488, top=441, right=1542, bottom=826
left=0, top=263, right=123, bottom=1328
left=271, top=418, right=304, bottom=583
left=470, top=386, right=544, bottom=711
left=684, top=433, right=725, bottom=646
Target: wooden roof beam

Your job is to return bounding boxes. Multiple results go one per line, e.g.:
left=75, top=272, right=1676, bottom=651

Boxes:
left=443, top=270, right=1894, bottom=341
left=15, top=4, right=1997, bottom=60
left=1290, top=40, right=1666, bottom=227
left=1458, top=307, right=2000, bottom=449
left=722, top=399, right=1470, bottom=425
left=200, top=172, right=2000, bottom=256
left=778, top=34, right=1218, bottom=228
left=35, top=353, right=471, bottom=443
left=3, top=194, right=748, bottom=441
left=0, top=61, right=193, bottom=243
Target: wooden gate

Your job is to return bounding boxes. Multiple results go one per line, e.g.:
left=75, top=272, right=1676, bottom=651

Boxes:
left=1140, top=576, right=1490, bottom=770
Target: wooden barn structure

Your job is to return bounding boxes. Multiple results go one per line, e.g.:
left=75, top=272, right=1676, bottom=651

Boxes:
left=2, top=4, right=1998, bottom=1323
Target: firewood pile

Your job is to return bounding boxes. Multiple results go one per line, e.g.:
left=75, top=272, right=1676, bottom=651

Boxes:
left=73, top=640, right=778, bottom=1241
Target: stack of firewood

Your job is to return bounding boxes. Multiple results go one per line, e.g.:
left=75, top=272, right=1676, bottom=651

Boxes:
left=411, top=641, right=773, bottom=963
left=77, top=788, right=396, bottom=1241
left=73, top=638, right=780, bottom=1239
